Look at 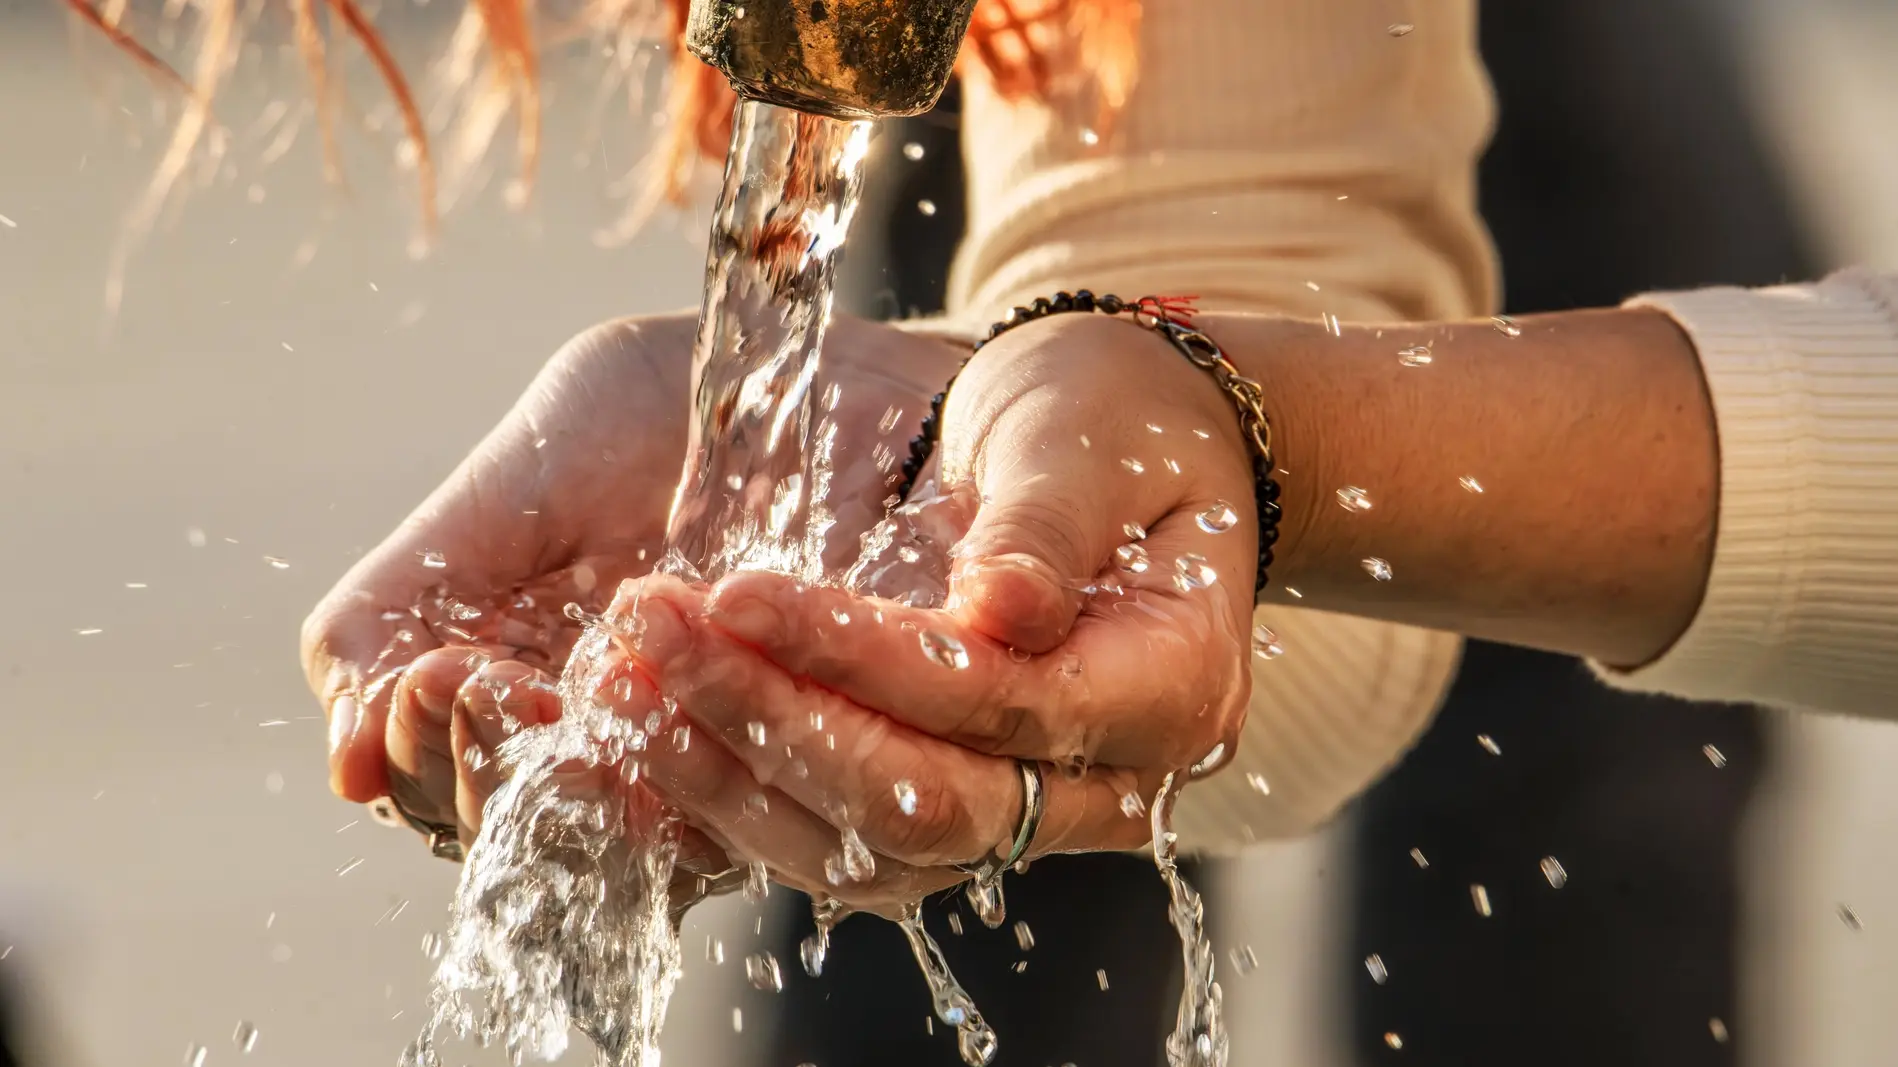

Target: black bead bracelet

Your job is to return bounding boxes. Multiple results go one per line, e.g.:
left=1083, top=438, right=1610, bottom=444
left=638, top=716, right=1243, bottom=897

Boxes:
left=893, top=291, right=1283, bottom=595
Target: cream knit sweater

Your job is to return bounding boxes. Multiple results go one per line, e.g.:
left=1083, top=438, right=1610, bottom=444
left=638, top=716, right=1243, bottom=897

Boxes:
left=935, top=0, right=1898, bottom=852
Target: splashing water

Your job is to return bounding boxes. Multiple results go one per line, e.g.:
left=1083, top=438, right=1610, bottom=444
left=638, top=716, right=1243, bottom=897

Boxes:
left=1152, top=774, right=1228, bottom=1067
left=899, top=906, right=999, bottom=1065
left=407, top=91, right=1234, bottom=1067
left=409, top=100, right=881, bottom=1067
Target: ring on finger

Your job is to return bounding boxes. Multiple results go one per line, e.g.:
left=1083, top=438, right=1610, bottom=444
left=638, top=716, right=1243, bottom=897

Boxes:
left=369, top=794, right=465, bottom=863
left=957, top=759, right=1045, bottom=887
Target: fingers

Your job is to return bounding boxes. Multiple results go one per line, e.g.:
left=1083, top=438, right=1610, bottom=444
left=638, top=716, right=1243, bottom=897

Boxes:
left=636, top=585, right=1020, bottom=869
left=701, top=570, right=1249, bottom=772
left=450, top=658, right=562, bottom=841
left=590, top=623, right=957, bottom=910
left=629, top=581, right=1158, bottom=874
left=382, top=646, right=477, bottom=827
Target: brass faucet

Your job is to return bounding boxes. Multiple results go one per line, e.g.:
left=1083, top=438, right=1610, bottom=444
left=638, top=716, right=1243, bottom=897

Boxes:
left=685, top=0, right=980, bottom=119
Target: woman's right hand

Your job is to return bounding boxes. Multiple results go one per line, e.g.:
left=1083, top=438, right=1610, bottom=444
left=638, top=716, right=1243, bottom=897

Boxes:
left=298, top=312, right=965, bottom=858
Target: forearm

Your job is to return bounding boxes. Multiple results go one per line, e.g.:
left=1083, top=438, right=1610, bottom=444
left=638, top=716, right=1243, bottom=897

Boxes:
left=1211, top=308, right=1718, bottom=668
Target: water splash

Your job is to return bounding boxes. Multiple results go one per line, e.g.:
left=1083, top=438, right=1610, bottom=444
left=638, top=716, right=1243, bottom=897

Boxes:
left=898, top=906, right=999, bottom=1065
left=1152, top=774, right=1227, bottom=1067
left=410, top=100, right=873, bottom=1067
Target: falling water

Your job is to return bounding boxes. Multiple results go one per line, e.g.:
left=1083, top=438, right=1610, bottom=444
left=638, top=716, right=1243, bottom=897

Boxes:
left=404, top=92, right=1229, bottom=1067
left=405, top=97, right=1006, bottom=1067
left=1153, top=774, right=1227, bottom=1067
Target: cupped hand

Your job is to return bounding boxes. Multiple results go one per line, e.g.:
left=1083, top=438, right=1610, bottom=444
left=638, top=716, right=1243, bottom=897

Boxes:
left=298, top=312, right=964, bottom=855
left=618, top=310, right=1268, bottom=895
left=586, top=574, right=1162, bottom=916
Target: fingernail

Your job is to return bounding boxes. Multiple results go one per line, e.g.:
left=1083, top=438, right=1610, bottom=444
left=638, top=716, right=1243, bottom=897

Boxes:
left=458, top=673, right=515, bottom=752
left=328, top=695, right=359, bottom=756
left=712, top=593, right=784, bottom=646
left=411, top=678, right=455, bottom=728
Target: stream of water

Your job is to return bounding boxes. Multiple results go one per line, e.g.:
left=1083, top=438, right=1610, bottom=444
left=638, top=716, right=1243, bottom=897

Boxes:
left=402, top=96, right=1224, bottom=1067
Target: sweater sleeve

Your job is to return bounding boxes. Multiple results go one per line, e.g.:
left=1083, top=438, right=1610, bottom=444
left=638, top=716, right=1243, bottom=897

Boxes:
left=943, top=0, right=1500, bottom=853
left=1598, top=269, right=1898, bottom=717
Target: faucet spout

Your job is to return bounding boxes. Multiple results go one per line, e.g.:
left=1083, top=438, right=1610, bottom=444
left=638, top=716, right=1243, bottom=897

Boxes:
left=685, top=0, right=980, bottom=119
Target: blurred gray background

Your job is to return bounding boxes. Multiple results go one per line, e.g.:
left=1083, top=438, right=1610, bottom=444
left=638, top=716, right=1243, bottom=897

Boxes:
left=1, top=2, right=1896, bottom=1067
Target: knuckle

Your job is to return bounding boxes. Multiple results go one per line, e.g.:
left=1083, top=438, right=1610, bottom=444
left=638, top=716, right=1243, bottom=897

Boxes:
left=982, top=495, right=1092, bottom=575
left=876, top=776, right=974, bottom=867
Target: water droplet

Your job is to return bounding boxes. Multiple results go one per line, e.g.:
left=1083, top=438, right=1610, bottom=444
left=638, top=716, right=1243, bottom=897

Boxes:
left=1080, top=127, right=1100, bottom=146
left=800, top=932, right=828, bottom=977
left=1173, top=553, right=1217, bottom=591
left=1163, top=458, right=1182, bottom=475
left=1410, top=847, right=1429, bottom=868
left=1114, top=542, right=1151, bottom=574
left=1362, top=557, right=1393, bottom=581
left=1190, top=742, right=1227, bottom=776
left=1477, top=733, right=1501, bottom=755
left=947, top=913, right=965, bottom=937
left=1251, top=624, right=1285, bottom=660
left=264, top=771, right=285, bottom=794
left=731, top=1008, right=743, bottom=1033
left=1120, top=457, right=1145, bottom=475
left=745, top=952, right=784, bottom=992
left=1364, top=954, right=1388, bottom=984
left=1703, top=743, right=1727, bottom=768
left=744, top=793, right=770, bottom=817
left=1458, top=475, right=1485, bottom=494
left=840, top=827, right=876, bottom=882
left=892, top=779, right=919, bottom=816
left=1119, top=792, right=1148, bottom=818
left=1195, top=501, right=1240, bottom=533
left=232, top=1022, right=258, bottom=1053
left=1384, top=1032, right=1405, bottom=1050
left=1096, top=969, right=1110, bottom=990
left=1491, top=314, right=1522, bottom=338
left=1336, top=485, right=1374, bottom=512
left=421, top=932, right=443, bottom=959
left=419, top=549, right=447, bottom=569
left=1839, top=904, right=1864, bottom=930
left=902, top=142, right=926, bottom=161
left=1122, top=521, right=1147, bottom=540
left=1471, top=884, right=1493, bottom=917
left=966, top=878, right=1006, bottom=929
left=1540, top=856, right=1568, bottom=888
left=1079, top=434, right=1091, bottom=448
left=706, top=937, right=725, bottom=965
left=1285, top=586, right=1304, bottom=598
left=263, top=556, right=290, bottom=570
left=1398, top=343, right=1433, bottom=367
left=1229, top=945, right=1258, bottom=975
left=920, top=631, right=970, bottom=670
left=917, top=199, right=938, bottom=216
left=186, top=1044, right=208, bottom=1067
left=747, top=721, right=767, bottom=746
left=726, top=474, right=744, bottom=491
left=1246, top=772, right=1271, bottom=796
left=1013, top=921, right=1035, bottom=951
left=959, top=1025, right=999, bottom=1065
left=1708, top=1018, right=1729, bottom=1043
left=671, top=725, right=691, bottom=752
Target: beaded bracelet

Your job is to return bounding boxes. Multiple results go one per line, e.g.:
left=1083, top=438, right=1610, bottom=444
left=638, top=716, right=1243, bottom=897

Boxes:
left=894, top=291, right=1283, bottom=594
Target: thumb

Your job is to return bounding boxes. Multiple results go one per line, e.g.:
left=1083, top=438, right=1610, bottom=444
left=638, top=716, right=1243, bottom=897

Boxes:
left=947, top=433, right=1133, bottom=655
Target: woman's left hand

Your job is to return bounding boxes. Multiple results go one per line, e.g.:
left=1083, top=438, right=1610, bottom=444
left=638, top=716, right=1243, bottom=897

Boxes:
left=615, top=310, right=1272, bottom=906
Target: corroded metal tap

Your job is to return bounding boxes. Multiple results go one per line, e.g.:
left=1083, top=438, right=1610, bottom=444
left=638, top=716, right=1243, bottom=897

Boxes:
left=686, top=0, right=980, bottom=118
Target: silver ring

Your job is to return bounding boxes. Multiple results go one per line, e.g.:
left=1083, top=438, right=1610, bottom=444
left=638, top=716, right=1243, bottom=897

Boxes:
left=959, top=760, right=1045, bottom=887
left=369, top=795, right=466, bottom=864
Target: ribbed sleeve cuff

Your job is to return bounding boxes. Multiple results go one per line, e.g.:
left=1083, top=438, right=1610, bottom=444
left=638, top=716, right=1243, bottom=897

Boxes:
left=1600, top=270, right=1898, bottom=715
left=1171, top=607, right=1462, bottom=854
